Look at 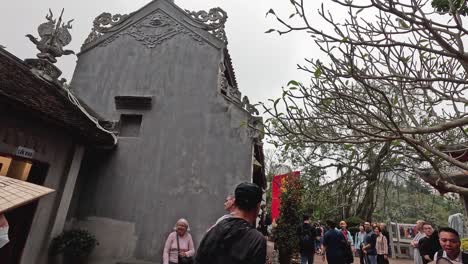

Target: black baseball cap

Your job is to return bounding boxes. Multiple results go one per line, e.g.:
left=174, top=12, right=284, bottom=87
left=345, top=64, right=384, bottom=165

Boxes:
left=234, top=182, right=263, bottom=210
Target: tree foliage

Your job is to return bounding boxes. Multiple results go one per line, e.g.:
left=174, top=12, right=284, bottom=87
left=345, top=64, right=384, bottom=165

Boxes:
left=263, top=0, right=468, bottom=197
left=273, top=174, right=304, bottom=263
left=372, top=176, right=463, bottom=227
left=432, top=0, right=468, bottom=15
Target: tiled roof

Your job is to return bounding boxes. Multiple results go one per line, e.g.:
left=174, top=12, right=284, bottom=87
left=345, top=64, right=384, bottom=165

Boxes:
left=224, top=48, right=238, bottom=88
left=0, top=48, right=115, bottom=146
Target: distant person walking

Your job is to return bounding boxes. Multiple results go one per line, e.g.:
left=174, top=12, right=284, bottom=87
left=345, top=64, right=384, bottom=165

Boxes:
left=316, top=222, right=325, bottom=255
left=297, top=215, right=316, bottom=264
left=411, top=220, right=425, bottom=264
left=257, top=204, right=270, bottom=236
left=163, top=218, right=195, bottom=264
left=195, top=182, right=266, bottom=264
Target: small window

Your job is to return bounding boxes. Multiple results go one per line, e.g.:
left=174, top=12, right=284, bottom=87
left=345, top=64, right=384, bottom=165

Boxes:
left=119, top=114, right=142, bottom=137
left=115, top=96, right=152, bottom=110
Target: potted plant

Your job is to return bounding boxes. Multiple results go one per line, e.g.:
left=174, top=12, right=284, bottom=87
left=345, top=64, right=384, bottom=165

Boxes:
left=49, top=229, right=98, bottom=264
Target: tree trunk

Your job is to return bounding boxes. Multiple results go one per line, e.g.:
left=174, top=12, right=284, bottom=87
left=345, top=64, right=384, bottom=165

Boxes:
left=344, top=189, right=353, bottom=219
left=356, top=179, right=377, bottom=221
left=356, top=142, right=392, bottom=221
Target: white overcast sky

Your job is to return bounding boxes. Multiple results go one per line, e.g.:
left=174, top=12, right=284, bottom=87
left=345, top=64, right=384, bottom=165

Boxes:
left=0, top=0, right=330, bottom=105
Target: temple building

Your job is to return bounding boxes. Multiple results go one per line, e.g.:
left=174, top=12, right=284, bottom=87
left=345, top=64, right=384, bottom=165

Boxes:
left=1, top=0, right=265, bottom=263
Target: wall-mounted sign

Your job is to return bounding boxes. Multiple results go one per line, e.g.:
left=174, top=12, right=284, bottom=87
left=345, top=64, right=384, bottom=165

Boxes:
left=16, top=146, right=35, bottom=159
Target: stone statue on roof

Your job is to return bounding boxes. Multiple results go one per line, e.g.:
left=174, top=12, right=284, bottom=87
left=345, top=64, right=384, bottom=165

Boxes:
left=26, top=9, right=75, bottom=63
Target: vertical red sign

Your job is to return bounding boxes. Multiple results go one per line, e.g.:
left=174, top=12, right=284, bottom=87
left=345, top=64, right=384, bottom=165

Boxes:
left=271, top=171, right=299, bottom=223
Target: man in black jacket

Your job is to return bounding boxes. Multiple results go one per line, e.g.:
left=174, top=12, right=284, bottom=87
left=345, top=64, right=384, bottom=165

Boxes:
left=195, top=182, right=266, bottom=264
left=297, top=215, right=316, bottom=264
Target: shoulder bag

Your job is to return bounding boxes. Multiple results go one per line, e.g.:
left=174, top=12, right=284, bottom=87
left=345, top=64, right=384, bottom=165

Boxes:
left=176, top=234, right=194, bottom=264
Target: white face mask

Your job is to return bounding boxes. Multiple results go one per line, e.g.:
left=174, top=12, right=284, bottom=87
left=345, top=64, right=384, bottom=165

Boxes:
left=0, top=226, right=9, bottom=248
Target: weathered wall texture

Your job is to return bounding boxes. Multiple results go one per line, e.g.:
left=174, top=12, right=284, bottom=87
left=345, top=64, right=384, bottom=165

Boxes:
left=69, top=1, right=255, bottom=262
left=0, top=107, right=76, bottom=264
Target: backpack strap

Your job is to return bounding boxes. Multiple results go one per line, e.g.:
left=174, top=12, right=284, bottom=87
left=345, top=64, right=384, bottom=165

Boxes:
left=176, top=234, right=181, bottom=256
left=436, top=249, right=444, bottom=260
left=462, top=252, right=468, bottom=263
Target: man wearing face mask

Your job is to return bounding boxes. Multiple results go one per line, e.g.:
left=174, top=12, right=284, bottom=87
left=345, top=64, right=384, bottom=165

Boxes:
left=0, top=214, right=9, bottom=248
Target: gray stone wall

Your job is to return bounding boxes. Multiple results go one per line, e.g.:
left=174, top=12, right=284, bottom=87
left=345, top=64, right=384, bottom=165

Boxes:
left=69, top=2, right=255, bottom=263
left=0, top=107, right=76, bottom=264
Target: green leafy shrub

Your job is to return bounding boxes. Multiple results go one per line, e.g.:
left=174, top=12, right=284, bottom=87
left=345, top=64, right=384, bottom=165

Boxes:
left=461, top=238, right=468, bottom=251
left=272, top=174, right=304, bottom=264
left=49, top=229, right=98, bottom=258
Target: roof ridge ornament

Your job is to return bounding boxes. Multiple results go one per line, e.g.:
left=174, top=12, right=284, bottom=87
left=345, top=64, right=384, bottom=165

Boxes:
left=26, top=9, right=75, bottom=64
left=25, top=9, right=74, bottom=82
left=185, top=7, right=228, bottom=44
left=83, top=12, right=132, bottom=47
left=241, top=96, right=260, bottom=116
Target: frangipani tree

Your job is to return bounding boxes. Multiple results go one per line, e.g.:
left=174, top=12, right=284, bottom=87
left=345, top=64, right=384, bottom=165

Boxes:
left=263, top=0, right=468, bottom=201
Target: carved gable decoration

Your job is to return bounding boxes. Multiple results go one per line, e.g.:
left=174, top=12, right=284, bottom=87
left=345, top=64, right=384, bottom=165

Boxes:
left=184, top=8, right=228, bottom=44
left=83, top=10, right=204, bottom=50
left=83, top=13, right=131, bottom=45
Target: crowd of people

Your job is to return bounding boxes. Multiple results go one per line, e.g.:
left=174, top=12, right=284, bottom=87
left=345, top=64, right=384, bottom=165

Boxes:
left=296, top=218, right=466, bottom=264
left=297, top=218, right=392, bottom=264
left=410, top=220, right=466, bottom=264
left=1, top=181, right=467, bottom=264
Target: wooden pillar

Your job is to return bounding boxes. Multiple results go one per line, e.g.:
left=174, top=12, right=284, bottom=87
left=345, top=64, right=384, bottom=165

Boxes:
left=49, top=145, right=85, bottom=238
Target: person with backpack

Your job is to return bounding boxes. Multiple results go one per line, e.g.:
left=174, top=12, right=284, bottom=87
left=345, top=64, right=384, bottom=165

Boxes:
left=297, top=215, right=316, bottom=264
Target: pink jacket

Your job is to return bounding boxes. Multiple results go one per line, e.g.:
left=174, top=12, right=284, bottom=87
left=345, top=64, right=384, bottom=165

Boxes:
left=163, top=231, right=195, bottom=264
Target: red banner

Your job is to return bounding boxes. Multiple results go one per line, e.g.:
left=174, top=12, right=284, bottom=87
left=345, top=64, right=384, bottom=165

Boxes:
left=271, top=171, right=299, bottom=223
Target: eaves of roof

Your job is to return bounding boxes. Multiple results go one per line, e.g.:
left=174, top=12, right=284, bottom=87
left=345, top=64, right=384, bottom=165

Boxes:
left=0, top=48, right=116, bottom=147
